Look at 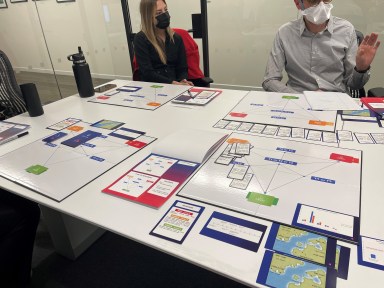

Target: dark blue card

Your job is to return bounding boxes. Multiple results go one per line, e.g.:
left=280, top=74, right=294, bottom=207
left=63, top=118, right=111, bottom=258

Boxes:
left=257, top=250, right=337, bottom=288
left=61, top=130, right=102, bottom=148
left=42, top=132, right=67, bottom=143
left=200, top=211, right=267, bottom=252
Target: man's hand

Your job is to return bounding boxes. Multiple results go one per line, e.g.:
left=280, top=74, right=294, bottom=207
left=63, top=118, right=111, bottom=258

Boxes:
left=356, top=32, right=381, bottom=72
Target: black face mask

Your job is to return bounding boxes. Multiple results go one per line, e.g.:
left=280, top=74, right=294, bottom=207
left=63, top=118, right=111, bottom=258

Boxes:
left=156, top=11, right=170, bottom=29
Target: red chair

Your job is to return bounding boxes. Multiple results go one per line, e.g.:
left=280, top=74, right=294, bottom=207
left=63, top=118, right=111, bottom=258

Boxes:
left=133, top=28, right=213, bottom=87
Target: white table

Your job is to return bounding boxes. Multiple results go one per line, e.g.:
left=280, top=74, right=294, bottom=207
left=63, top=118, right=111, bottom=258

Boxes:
left=1, top=82, right=384, bottom=287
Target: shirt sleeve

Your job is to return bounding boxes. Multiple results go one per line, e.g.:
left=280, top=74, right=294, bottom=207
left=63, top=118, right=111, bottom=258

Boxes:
left=133, top=33, right=174, bottom=84
left=175, top=36, right=189, bottom=82
left=262, top=31, right=299, bottom=93
left=344, top=30, right=370, bottom=90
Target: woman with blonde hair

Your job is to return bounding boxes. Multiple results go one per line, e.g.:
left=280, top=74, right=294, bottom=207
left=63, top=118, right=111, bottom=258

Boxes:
left=134, top=0, right=192, bottom=85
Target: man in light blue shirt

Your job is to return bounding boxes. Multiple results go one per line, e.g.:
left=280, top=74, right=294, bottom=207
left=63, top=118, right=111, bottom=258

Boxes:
left=263, top=0, right=381, bottom=94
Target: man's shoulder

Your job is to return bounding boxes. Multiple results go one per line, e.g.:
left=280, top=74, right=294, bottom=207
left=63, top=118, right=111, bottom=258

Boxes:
left=277, top=18, right=301, bottom=37
left=330, top=16, right=355, bottom=30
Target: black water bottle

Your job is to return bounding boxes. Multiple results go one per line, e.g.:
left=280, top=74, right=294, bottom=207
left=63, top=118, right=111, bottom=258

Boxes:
left=67, top=47, right=94, bottom=98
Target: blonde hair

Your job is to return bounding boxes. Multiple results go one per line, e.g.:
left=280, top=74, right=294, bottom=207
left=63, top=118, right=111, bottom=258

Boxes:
left=140, top=0, right=174, bottom=64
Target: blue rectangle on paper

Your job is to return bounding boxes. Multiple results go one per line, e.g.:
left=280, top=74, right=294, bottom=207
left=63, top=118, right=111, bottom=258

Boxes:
left=276, top=147, right=296, bottom=153
left=311, top=176, right=336, bottom=184
left=45, top=143, right=57, bottom=148
left=200, top=211, right=267, bottom=252
left=90, top=156, right=105, bottom=162
left=264, top=157, right=297, bottom=166
left=61, top=130, right=102, bottom=148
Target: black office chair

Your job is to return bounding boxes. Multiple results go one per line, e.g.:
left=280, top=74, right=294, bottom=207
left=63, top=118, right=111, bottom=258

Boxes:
left=367, top=87, right=384, bottom=97
left=348, top=31, right=366, bottom=98
left=0, top=50, right=27, bottom=120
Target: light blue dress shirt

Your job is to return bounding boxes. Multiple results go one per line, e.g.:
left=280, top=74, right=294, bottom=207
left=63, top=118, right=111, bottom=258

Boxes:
left=263, top=16, right=370, bottom=94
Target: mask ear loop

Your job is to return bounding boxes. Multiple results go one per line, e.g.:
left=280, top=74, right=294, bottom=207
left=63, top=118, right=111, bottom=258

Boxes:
left=298, top=0, right=306, bottom=10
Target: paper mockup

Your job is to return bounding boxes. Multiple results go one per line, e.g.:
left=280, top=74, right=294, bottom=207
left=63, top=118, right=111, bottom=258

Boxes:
left=150, top=200, right=204, bottom=243
left=358, top=236, right=384, bottom=271
left=200, top=211, right=267, bottom=252
left=103, top=129, right=228, bottom=208
left=0, top=121, right=30, bottom=145
left=171, top=88, right=222, bottom=106
left=354, top=133, right=375, bottom=144
left=265, top=223, right=351, bottom=279
left=337, top=130, right=353, bottom=141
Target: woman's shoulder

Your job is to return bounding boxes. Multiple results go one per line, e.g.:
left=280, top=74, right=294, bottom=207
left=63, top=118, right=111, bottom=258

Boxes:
left=134, top=31, right=149, bottom=44
left=135, top=31, right=146, bottom=39
left=172, top=31, right=183, bottom=42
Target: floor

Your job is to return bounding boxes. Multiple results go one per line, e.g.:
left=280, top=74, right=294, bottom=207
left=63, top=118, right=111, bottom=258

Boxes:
left=30, top=218, right=248, bottom=288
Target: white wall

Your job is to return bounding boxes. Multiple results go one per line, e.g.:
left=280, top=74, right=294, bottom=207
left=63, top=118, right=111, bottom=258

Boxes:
left=0, top=0, right=131, bottom=79
left=0, top=0, right=383, bottom=89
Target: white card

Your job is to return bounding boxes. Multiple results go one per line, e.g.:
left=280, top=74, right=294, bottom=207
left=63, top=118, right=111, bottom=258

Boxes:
left=262, top=125, right=278, bottom=136
left=229, top=143, right=237, bottom=155
left=361, top=236, right=384, bottom=267
left=48, top=118, right=81, bottom=131
left=307, top=130, right=322, bottom=141
left=354, top=133, right=375, bottom=144
left=297, top=205, right=354, bottom=237
left=196, top=91, right=215, bottom=99
left=291, top=128, right=305, bottom=138
left=237, top=122, right=253, bottom=132
left=370, top=133, right=384, bottom=144
left=147, top=179, right=179, bottom=198
left=228, top=164, right=249, bottom=180
left=215, top=155, right=233, bottom=165
left=370, top=103, right=384, bottom=109
left=322, top=132, right=338, bottom=143
left=277, top=127, right=292, bottom=137
left=214, top=120, right=230, bottom=129
left=235, top=143, right=251, bottom=155
left=206, top=217, right=263, bottom=244
left=230, top=173, right=253, bottom=190
left=225, top=121, right=242, bottom=130
left=250, top=124, right=266, bottom=134
left=337, top=130, right=353, bottom=141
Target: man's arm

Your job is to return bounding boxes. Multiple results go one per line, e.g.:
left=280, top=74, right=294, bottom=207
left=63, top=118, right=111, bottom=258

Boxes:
left=262, top=31, right=298, bottom=93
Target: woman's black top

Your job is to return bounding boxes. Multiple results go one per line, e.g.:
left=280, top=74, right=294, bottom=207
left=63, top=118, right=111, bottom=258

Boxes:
left=134, top=31, right=188, bottom=84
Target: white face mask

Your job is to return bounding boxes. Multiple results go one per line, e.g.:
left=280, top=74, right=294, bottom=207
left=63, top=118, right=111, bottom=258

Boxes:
left=301, top=2, right=333, bottom=25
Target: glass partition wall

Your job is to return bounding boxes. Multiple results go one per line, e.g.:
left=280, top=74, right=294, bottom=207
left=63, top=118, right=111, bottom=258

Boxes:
left=1, top=0, right=383, bottom=104
left=0, top=0, right=131, bottom=104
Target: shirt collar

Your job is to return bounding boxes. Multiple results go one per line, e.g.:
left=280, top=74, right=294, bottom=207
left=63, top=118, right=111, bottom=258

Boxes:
left=299, top=15, right=334, bottom=36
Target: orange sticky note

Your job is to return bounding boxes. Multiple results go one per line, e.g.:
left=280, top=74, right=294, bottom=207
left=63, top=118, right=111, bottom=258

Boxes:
left=147, top=102, right=161, bottom=107
left=227, top=138, right=249, bottom=144
left=67, top=126, right=84, bottom=132
left=308, top=120, right=334, bottom=127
